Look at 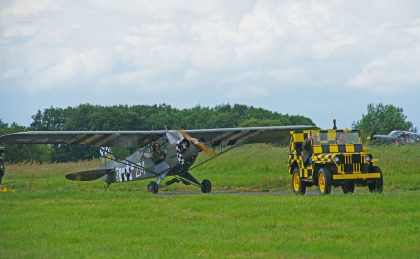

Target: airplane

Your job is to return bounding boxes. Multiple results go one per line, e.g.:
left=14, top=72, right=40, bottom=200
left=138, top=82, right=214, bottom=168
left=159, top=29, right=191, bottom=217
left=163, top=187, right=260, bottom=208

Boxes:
left=0, top=125, right=315, bottom=193
left=367, top=130, right=420, bottom=145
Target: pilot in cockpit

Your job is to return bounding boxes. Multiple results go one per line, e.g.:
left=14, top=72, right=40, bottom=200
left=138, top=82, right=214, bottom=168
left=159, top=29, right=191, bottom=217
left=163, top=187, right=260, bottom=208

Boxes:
left=152, top=143, right=166, bottom=164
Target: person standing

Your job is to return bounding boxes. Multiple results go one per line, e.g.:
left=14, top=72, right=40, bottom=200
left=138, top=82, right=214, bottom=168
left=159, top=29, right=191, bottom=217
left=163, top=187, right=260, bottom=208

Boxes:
left=301, top=135, right=313, bottom=166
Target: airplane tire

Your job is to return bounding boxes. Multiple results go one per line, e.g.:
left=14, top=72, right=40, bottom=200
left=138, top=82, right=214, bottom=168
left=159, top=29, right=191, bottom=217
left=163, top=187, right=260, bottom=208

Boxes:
left=341, top=181, right=355, bottom=194
left=318, top=168, right=332, bottom=195
left=147, top=181, right=159, bottom=194
left=368, top=166, right=383, bottom=193
left=201, top=179, right=212, bottom=193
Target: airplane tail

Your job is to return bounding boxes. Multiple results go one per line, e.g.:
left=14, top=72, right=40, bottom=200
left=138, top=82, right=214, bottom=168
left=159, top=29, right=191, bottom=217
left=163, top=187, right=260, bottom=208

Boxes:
left=65, top=147, right=115, bottom=182
left=99, top=147, right=115, bottom=169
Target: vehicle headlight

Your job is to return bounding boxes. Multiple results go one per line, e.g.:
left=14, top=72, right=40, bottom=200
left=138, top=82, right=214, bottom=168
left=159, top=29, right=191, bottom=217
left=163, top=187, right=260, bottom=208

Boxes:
left=334, top=156, right=341, bottom=164
left=365, top=155, right=372, bottom=162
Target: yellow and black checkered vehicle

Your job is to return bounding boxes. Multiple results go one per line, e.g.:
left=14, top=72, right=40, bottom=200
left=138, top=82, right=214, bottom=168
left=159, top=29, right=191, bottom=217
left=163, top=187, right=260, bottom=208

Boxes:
left=288, top=129, right=383, bottom=195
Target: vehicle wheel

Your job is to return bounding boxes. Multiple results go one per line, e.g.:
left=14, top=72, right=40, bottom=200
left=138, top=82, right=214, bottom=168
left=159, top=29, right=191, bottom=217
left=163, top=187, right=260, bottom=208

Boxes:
left=368, top=166, right=383, bottom=193
left=318, top=168, right=332, bottom=195
left=147, top=181, right=159, bottom=194
left=341, top=181, right=355, bottom=194
left=201, top=179, right=212, bottom=193
left=292, top=167, right=306, bottom=195
left=0, top=161, right=4, bottom=184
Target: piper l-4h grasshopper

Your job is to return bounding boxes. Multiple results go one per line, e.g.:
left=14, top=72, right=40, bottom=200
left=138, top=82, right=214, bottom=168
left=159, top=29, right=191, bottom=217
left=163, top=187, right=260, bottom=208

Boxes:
left=288, top=123, right=383, bottom=195
left=0, top=125, right=315, bottom=194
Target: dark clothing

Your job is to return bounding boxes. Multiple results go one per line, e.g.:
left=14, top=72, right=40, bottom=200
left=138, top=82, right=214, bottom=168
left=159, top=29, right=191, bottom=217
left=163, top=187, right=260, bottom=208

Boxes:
left=152, top=151, right=166, bottom=164
left=301, top=139, right=313, bottom=165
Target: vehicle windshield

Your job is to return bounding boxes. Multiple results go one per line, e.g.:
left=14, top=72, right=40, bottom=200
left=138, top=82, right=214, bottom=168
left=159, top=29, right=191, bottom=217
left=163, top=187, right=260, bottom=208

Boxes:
left=336, top=132, right=360, bottom=144
left=312, top=131, right=361, bottom=145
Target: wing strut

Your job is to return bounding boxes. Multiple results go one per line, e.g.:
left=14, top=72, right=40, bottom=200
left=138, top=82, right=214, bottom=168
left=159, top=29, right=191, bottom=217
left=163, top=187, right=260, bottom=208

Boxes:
left=189, top=131, right=260, bottom=171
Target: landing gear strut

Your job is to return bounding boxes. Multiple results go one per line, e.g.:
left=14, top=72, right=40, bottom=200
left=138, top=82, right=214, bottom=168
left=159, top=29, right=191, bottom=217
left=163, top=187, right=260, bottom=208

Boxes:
left=179, top=171, right=212, bottom=193
left=149, top=172, right=212, bottom=194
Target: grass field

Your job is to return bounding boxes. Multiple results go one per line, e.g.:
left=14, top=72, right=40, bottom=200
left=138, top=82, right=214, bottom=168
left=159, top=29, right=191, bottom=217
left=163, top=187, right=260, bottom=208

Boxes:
left=1, top=144, right=419, bottom=258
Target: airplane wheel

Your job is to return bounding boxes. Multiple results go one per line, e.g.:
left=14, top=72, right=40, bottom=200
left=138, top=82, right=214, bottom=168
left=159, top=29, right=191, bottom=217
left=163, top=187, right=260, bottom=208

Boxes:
left=341, top=181, right=355, bottom=194
left=318, top=168, right=332, bottom=195
left=368, top=166, right=383, bottom=193
left=201, top=179, right=212, bottom=193
left=147, top=181, right=159, bottom=194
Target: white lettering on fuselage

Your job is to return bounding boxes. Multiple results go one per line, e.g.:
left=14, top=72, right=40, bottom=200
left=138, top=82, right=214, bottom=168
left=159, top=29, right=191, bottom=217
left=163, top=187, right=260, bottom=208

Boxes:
left=115, top=166, right=132, bottom=182
left=135, top=161, right=146, bottom=177
left=115, top=161, right=147, bottom=182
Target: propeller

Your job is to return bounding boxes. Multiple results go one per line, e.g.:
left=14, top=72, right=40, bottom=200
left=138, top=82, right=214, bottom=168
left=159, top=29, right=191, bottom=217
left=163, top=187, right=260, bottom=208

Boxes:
left=367, top=130, right=376, bottom=142
left=179, top=131, right=215, bottom=156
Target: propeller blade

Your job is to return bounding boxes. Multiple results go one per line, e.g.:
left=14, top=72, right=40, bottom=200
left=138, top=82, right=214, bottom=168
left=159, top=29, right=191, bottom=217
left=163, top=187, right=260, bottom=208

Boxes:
left=367, top=130, right=376, bottom=142
left=179, top=131, right=214, bottom=156
left=196, top=142, right=215, bottom=156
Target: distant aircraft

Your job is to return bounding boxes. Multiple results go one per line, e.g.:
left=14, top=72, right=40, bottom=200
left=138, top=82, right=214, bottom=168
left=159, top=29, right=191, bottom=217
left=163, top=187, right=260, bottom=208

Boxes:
left=0, top=126, right=315, bottom=193
left=368, top=130, right=420, bottom=145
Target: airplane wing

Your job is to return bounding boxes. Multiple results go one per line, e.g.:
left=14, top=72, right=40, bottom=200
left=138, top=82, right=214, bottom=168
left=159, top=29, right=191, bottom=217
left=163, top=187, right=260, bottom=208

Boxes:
left=185, top=125, right=316, bottom=147
left=0, top=125, right=316, bottom=148
left=0, top=130, right=168, bottom=148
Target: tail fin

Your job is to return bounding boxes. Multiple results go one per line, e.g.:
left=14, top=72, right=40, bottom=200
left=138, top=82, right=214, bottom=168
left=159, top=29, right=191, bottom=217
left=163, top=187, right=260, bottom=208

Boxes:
left=99, top=147, right=115, bottom=169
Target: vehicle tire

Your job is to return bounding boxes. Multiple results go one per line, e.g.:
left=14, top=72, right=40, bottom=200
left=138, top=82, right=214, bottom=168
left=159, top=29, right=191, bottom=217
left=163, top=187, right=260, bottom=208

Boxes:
left=292, top=167, right=306, bottom=195
left=147, top=181, right=159, bottom=194
left=201, top=179, right=212, bottom=193
left=368, top=166, right=383, bottom=193
left=318, top=168, right=332, bottom=195
left=341, top=181, right=355, bottom=194
left=0, top=161, right=4, bottom=185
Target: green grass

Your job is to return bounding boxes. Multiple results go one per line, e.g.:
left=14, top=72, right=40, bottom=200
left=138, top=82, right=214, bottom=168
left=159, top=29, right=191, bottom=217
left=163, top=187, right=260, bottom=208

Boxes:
left=1, top=144, right=420, bottom=258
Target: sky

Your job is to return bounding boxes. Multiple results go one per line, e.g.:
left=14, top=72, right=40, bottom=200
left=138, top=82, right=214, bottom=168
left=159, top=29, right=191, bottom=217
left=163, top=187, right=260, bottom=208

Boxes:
left=0, top=0, right=419, bottom=130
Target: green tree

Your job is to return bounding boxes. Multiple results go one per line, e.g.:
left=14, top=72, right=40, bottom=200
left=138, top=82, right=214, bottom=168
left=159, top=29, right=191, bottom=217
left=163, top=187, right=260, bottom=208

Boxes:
left=353, top=103, right=417, bottom=136
left=0, top=119, right=8, bottom=129
left=239, top=118, right=285, bottom=127
left=26, top=103, right=316, bottom=162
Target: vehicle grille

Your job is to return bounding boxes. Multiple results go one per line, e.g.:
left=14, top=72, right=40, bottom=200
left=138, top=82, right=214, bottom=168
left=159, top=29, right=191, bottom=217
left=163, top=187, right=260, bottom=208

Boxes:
left=343, top=154, right=362, bottom=173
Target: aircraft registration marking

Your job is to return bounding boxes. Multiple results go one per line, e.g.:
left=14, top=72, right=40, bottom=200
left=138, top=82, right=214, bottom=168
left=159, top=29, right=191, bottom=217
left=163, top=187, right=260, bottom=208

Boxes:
left=135, top=161, right=147, bottom=177
left=116, top=161, right=147, bottom=182
left=115, top=166, right=132, bottom=182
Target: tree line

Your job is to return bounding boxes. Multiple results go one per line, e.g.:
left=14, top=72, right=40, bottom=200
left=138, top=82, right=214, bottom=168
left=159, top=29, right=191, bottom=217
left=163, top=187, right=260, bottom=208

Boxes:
left=2, top=103, right=415, bottom=163
left=352, top=103, right=417, bottom=137
left=0, top=103, right=315, bottom=163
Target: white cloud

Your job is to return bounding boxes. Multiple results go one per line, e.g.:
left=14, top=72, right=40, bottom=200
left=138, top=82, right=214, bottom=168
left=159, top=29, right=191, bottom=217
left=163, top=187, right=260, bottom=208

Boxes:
left=2, top=68, right=24, bottom=79
left=0, top=0, right=56, bottom=18
left=349, top=47, right=420, bottom=93
left=3, top=24, right=38, bottom=38
left=348, top=17, right=420, bottom=94
left=227, top=85, right=268, bottom=98
left=1, top=0, right=420, bottom=97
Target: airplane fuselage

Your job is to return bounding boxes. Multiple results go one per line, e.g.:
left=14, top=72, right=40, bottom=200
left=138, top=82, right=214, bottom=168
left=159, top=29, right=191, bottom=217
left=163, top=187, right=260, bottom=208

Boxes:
left=109, top=143, right=200, bottom=183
